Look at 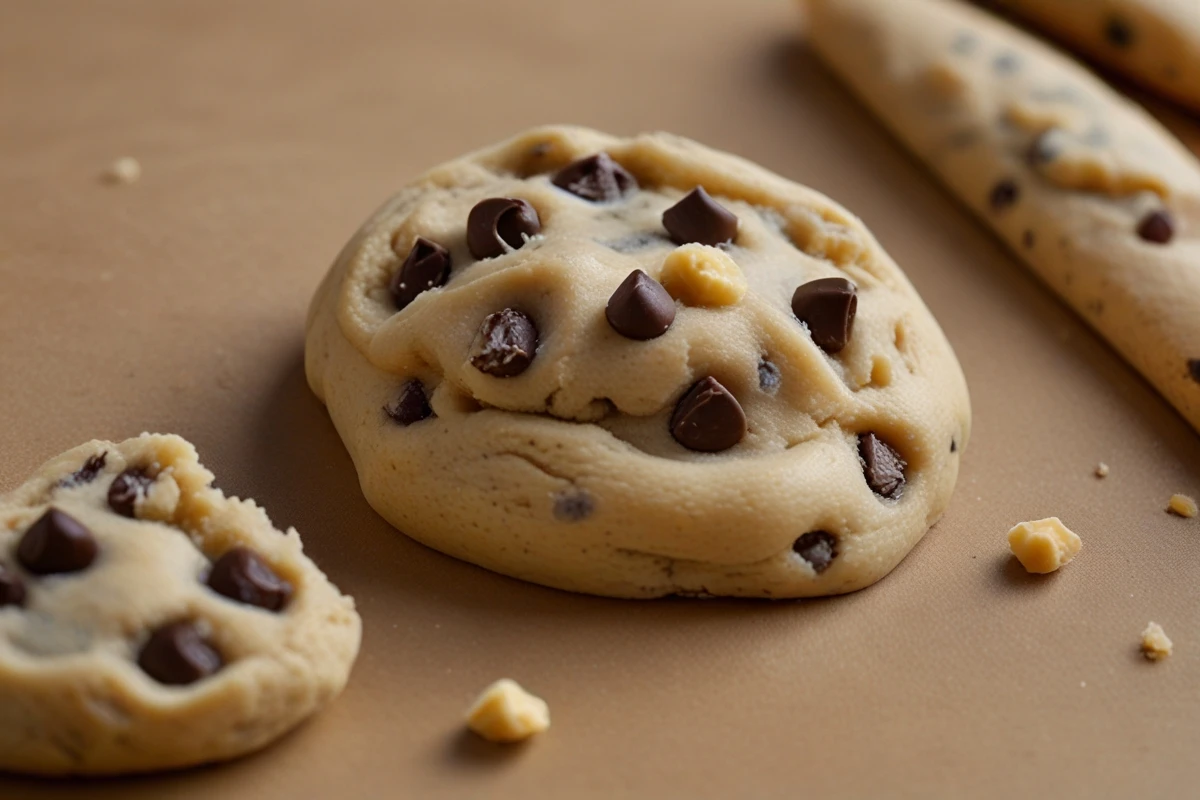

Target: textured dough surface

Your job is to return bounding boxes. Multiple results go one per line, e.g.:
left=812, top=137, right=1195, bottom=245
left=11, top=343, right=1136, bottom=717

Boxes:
left=807, top=0, right=1200, bottom=433
left=305, top=125, right=971, bottom=599
left=0, top=434, right=362, bottom=776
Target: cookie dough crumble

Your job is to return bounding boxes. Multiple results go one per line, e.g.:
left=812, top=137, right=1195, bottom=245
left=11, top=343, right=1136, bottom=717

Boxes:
left=1141, top=622, right=1173, bottom=661
left=466, top=679, right=550, bottom=743
left=1007, top=517, right=1081, bottom=574
left=1167, top=494, right=1197, bottom=518
left=102, top=156, right=141, bottom=185
left=1094, top=462, right=1109, bottom=478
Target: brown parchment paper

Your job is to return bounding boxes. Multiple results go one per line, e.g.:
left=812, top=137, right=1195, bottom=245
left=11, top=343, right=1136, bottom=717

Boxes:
left=2, top=1, right=1199, bottom=797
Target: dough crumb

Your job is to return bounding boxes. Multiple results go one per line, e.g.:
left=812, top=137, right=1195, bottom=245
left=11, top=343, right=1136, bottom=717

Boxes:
left=1141, top=622, right=1173, bottom=661
left=465, top=679, right=549, bottom=743
left=102, top=156, right=141, bottom=185
left=1007, top=517, right=1081, bottom=574
left=1094, top=462, right=1109, bottom=478
left=659, top=243, right=747, bottom=307
left=1167, top=493, right=1197, bottom=518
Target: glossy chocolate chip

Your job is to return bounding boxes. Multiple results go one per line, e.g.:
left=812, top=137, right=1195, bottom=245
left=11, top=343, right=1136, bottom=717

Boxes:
left=0, top=564, right=26, bottom=608
left=1137, top=210, right=1174, bottom=244
left=989, top=179, right=1019, bottom=212
left=793, top=531, right=837, bottom=574
left=390, top=237, right=451, bottom=311
left=107, top=468, right=154, bottom=518
left=552, top=153, right=637, bottom=203
left=791, top=277, right=858, bottom=354
left=859, top=433, right=906, bottom=499
left=467, top=198, right=541, bottom=259
left=17, top=509, right=98, bottom=575
left=1188, top=359, right=1200, bottom=384
left=385, top=379, right=433, bottom=425
left=1105, top=16, right=1134, bottom=48
left=138, top=621, right=223, bottom=686
left=207, top=547, right=293, bottom=611
left=606, top=270, right=676, bottom=340
left=670, top=377, right=746, bottom=453
left=662, top=187, right=738, bottom=246
left=58, top=452, right=107, bottom=488
left=758, top=358, right=781, bottom=393
left=470, top=309, right=539, bottom=377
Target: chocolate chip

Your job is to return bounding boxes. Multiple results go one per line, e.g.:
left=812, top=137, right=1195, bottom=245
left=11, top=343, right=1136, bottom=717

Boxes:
left=0, top=564, right=26, bottom=608
left=207, top=547, right=292, bottom=611
left=1105, top=16, right=1134, bottom=48
left=470, top=309, right=538, bottom=377
left=467, top=198, right=541, bottom=259
left=791, top=277, right=858, bottom=354
left=662, top=187, right=738, bottom=246
left=384, top=379, right=433, bottom=425
left=1137, top=210, right=1174, bottom=244
left=989, top=179, right=1019, bottom=212
left=17, top=508, right=98, bottom=575
left=58, top=452, right=107, bottom=488
left=390, top=237, right=451, bottom=311
left=859, top=433, right=906, bottom=498
left=606, top=270, right=676, bottom=340
left=1188, top=359, right=1200, bottom=384
left=553, top=489, right=594, bottom=522
left=670, top=377, right=746, bottom=453
left=950, top=438, right=958, bottom=453
left=793, top=531, right=837, bottom=573
left=552, top=153, right=637, bottom=203
left=758, top=358, right=781, bottom=393
left=107, top=468, right=154, bottom=518
left=138, top=621, right=223, bottom=685
left=602, top=232, right=670, bottom=253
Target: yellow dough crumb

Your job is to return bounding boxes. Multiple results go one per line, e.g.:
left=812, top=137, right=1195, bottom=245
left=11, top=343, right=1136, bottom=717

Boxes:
left=465, top=679, right=550, bottom=743
left=102, top=156, right=141, bottom=185
left=1094, top=462, right=1109, bottom=479
left=1167, top=494, right=1198, bottom=518
left=1007, top=517, right=1081, bottom=574
left=659, top=244, right=747, bottom=307
left=1141, top=622, right=1173, bottom=661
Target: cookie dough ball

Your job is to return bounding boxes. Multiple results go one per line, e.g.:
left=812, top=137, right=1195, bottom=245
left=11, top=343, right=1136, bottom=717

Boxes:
left=305, top=125, right=971, bottom=598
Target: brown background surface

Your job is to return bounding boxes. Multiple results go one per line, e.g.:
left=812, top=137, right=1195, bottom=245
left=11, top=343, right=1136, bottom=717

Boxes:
left=3, top=1, right=1200, bottom=797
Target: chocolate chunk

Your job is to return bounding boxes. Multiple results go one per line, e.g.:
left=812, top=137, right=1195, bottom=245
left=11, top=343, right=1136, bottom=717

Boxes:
left=950, top=438, right=958, bottom=453
left=390, top=237, right=451, bottom=311
left=1105, top=16, right=1134, bottom=48
left=859, top=433, right=906, bottom=499
left=138, top=621, right=223, bottom=685
left=1188, top=359, right=1200, bottom=384
left=107, top=468, right=154, bottom=518
left=793, top=531, right=837, bottom=574
left=553, top=489, right=594, bottom=522
left=758, top=358, right=781, bottom=393
left=467, top=198, right=541, bottom=259
left=470, top=309, right=539, bottom=377
left=989, top=179, right=1019, bottom=212
left=17, top=508, right=98, bottom=575
left=670, top=377, right=746, bottom=453
left=791, top=277, right=858, bottom=354
left=606, top=270, right=676, bottom=340
left=552, top=153, right=637, bottom=203
left=207, top=547, right=292, bottom=611
left=662, top=187, right=738, bottom=246
left=58, top=452, right=107, bottom=488
left=0, top=564, right=26, bottom=608
left=384, top=379, right=433, bottom=425
left=1137, top=210, right=1174, bottom=244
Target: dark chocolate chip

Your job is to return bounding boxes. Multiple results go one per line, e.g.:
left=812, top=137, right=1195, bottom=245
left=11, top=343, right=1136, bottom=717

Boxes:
left=58, top=452, right=108, bottom=488
left=138, top=621, right=223, bottom=686
left=1022, top=230, right=1036, bottom=249
left=1105, top=16, right=1134, bottom=48
left=390, top=237, right=451, bottom=311
left=207, top=547, right=292, bottom=611
left=1137, top=210, right=1174, bottom=244
left=989, top=179, right=1019, bottom=212
left=791, top=277, right=858, bottom=354
left=602, top=232, right=670, bottom=253
left=670, top=377, right=747, bottom=453
left=993, top=52, right=1020, bottom=73
left=107, top=468, right=154, bottom=518
left=552, top=153, right=637, bottom=203
left=384, top=379, right=433, bottom=425
left=793, top=531, right=837, bottom=574
left=605, top=270, right=676, bottom=340
left=553, top=489, right=594, bottom=522
left=467, top=198, right=541, bottom=259
left=950, top=438, right=958, bottom=454
left=0, top=564, right=26, bottom=608
left=859, top=433, right=906, bottom=499
left=17, top=508, right=98, bottom=575
left=470, top=309, right=539, bottom=377
left=662, top=187, right=738, bottom=246
left=758, top=358, right=781, bottom=393
left=1188, top=359, right=1200, bottom=384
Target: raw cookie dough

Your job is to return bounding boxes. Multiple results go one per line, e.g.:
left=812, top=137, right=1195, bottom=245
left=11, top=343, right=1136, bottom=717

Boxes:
left=1141, top=621, right=1173, bottom=660
left=806, top=0, right=1200, bottom=434
left=465, top=678, right=550, bottom=743
left=305, top=125, right=971, bottom=599
left=0, top=434, right=362, bottom=776
left=1007, top=517, right=1082, bottom=573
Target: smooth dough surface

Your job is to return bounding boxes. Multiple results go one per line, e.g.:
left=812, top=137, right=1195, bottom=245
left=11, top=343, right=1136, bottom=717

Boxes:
left=305, top=125, right=971, bottom=599
left=807, top=0, right=1200, bottom=433
left=0, top=434, right=362, bottom=776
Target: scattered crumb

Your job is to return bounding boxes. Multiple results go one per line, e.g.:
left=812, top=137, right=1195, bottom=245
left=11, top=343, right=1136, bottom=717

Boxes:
left=465, top=679, right=550, bottom=743
left=1094, top=462, right=1109, bottom=478
left=1141, top=622, right=1173, bottom=661
left=1007, top=517, right=1081, bottom=574
left=1167, top=493, right=1197, bottom=518
left=101, top=156, right=141, bottom=185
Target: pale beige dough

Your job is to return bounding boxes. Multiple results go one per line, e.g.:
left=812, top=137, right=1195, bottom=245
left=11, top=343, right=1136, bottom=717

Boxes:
left=1167, top=493, right=1197, bottom=517
left=1007, top=517, right=1082, bottom=573
left=465, top=679, right=550, bottom=743
left=0, top=434, right=361, bottom=776
left=1141, top=621, right=1173, bottom=660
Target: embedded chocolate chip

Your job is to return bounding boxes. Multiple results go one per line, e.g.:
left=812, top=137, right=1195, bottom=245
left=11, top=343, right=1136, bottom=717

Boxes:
left=859, top=433, right=906, bottom=498
left=1105, top=16, right=1134, bottom=48
left=989, top=179, right=1019, bottom=212
left=207, top=547, right=292, bottom=611
left=384, top=379, right=433, bottom=426
left=662, top=187, right=738, bottom=246
left=791, top=277, right=858, bottom=354
left=58, top=452, right=107, bottom=488
left=17, top=508, right=98, bottom=575
left=670, top=377, right=746, bottom=453
left=950, top=438, right=958, bottom=453
left=470, top=309, right=539, bottom=377
left=758, top=358, right=781, bottom=393
left=793, top=531, right=837, bottom=574
left=138, top=621, right=223, bottom=686
left=606, top=270, right=676, bottom=340
left=107, top=468, right=154, bottom=518
left=1188, top=359, right=1200, bottom=384
left=390, top=237, right=451, bottom=311
left=0, top=564, right=26, bottom=608
left=553, top=489, right=594, bottom=522
left=1137, top=210, right=1174, bottom=244
left=552, top=153, right=637, bottom=203
left=602, top=232, right=670, bottom=253
left=467, top=198, right=541, bottom=259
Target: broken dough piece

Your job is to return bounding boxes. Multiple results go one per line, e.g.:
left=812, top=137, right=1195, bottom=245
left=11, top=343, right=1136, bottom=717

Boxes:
left=466, top=678, right=550, bottom=743
left=1141, top=621, right=1173, bottom=661
left=1167, top=493, right=1198, bottom=518
left=1007, top=517, right=1081, bottom=573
